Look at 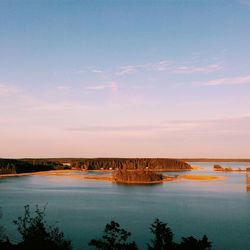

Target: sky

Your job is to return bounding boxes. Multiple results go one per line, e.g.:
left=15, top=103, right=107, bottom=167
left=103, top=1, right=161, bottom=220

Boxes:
left=0, top=0, right=250, bottom=158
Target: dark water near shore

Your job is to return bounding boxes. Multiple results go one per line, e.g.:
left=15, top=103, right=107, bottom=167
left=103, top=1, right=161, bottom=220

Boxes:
left=0, top=162, right=250, bottom=250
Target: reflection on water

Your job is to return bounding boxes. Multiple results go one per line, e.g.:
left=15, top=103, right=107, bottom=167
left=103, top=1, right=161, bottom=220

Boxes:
left=0, top=162, right=250, bottom=250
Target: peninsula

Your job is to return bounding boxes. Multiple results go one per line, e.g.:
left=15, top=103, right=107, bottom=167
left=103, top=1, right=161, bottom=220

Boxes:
left=0, top=158, right=191, bottom=175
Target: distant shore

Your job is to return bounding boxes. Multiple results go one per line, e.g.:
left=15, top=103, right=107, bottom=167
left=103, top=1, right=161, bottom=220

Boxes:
left=0, top=168, right=191, bottom=178
left=181, top=158, right=250, bottom=163
left=214, top=168, right=250, bottom=173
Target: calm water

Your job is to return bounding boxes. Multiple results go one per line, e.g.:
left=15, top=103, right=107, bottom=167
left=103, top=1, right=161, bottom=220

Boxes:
left=0, top=162, right=250, bottom=250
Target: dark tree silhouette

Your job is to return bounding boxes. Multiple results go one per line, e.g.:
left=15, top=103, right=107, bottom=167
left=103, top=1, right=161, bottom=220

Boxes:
left=178, top=235, right=212, bottom=250
left=147, top=219, right=212, bottom=250
left=1, top=205, right=213, bottom=250
left=89, top=220, right=138, bottom=250
left=148, top=218, right=175, bottom=250
left=13, top=205, right=71, bottom=250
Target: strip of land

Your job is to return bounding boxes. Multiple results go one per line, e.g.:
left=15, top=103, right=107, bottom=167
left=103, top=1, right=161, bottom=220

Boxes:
left=181, top=158, right=250, bottom=162
left=214, top=168, right=250, bottom=173
left=177, top=175, right=225, bottom=181
left=0, top=170, right=78, bottom=178
left=190, top=165, right=204, bottom=170
left=0, top=170, right=225, bottom=184
left=213, top=164, right=250, bottom=172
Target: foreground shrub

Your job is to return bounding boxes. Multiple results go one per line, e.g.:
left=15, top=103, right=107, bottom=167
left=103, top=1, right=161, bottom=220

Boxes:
left=13, top=205, right=71, bottom=250
left=178, top=235, right=211, bottom=250
left=89, top=220, right=138, bottom=250
left=148, top=219, right=174, bottom=250
left=148, top=219, right=212, bottom=250
left=1, top=206, right=212, bottom=250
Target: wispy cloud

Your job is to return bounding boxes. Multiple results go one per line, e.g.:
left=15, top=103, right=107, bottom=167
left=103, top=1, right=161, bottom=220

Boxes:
left=72, top=68, right=103, bottom=75
left=91, top=69, right=103, bottom=74
left=203, top=75, right=250, bottom=86
left=173, top=64, right=222, bottom=74
left=66, top=115, right=250, bottom=136
left=69, top=59, right=222, bottom=79
left=85, top=82, right=118, bottom=91
left=0, top=84, right=20, bottom=96
left=115, top=67, right=137, bottom=76
left=67, top=125, right=160, bottom=132
left=115, top=61, right=170, bottom=76
left=115, top=61, right=222, bottom=76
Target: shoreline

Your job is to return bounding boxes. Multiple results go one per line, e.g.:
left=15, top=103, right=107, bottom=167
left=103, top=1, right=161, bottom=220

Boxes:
left=0, top=168, right=191, bottom=178
left=181, top=158, right=250, bottom=163
left=214, top=169, right=250, bottom=173
left=0, top=170, right=79, bottom=178
left=0, top=170, right=225, bottom=183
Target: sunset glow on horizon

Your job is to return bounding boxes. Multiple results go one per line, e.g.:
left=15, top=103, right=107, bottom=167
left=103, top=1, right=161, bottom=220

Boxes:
left=1, top=0, right=250, bottom=158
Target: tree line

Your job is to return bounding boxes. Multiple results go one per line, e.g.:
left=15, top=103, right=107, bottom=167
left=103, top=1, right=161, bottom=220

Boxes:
left=0, top=205, right=212, bottom=250
left=0, top=159, right=69, bottom=174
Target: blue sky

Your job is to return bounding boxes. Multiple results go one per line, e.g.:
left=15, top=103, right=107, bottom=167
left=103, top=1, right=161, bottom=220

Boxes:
left=1, top=0, right=250, bottom=158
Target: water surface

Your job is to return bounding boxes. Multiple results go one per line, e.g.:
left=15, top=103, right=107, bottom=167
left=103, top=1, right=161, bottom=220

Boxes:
left=0, top=162, right=249, bottom=250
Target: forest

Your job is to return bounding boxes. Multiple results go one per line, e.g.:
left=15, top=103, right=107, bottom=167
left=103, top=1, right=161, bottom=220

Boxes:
left=0, top=158, right=191, bottom=174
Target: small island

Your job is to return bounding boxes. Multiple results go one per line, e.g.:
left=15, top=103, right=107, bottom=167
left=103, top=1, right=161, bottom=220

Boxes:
left=113, top=168, right=168, bottom=184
